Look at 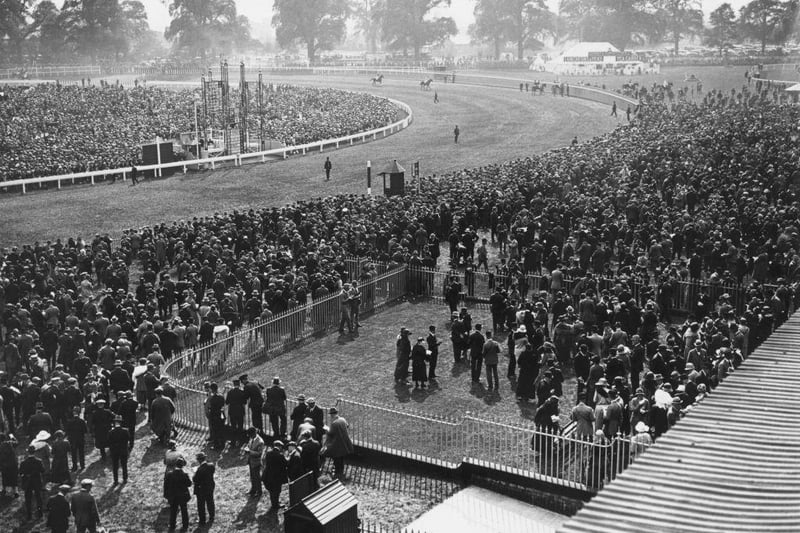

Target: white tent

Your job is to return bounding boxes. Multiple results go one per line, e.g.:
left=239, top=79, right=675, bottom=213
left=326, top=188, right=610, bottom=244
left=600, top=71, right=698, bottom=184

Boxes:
left=784, top=83, right=800, bottom=92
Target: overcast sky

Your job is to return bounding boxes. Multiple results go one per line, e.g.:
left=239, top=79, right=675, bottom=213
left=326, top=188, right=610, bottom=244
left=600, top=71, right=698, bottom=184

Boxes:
left=141, top=0, right=754, bottom=45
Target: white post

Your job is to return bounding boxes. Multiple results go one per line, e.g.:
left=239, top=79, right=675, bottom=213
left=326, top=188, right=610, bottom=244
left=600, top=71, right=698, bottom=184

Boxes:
left=155, top=137, right=162, bottom=177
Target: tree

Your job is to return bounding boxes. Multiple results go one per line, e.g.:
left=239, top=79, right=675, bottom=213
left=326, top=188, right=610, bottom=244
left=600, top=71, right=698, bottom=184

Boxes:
left=378, top=0, right=457, bottom=59
left=503, top=0, right=553, bottom=60
left=705, top=3, right=737, bottom=56
left=354, top=0, right=380, bottom=53
left=165, top=0, right=249, bottom=59
left=559, top=0, right=654, bottom=50
left=60, top=0, right=148, bottom=61
left=654, top=0, right=703, bottom=54
left=470, top=0, right=509, bottom=60
left=739, top=0, right=785, bottom=54
left=32, top=1, right=67, bottom=60
left=272, top=0, right=350, bottom=63
left=0, top=0, right=48, bottom=62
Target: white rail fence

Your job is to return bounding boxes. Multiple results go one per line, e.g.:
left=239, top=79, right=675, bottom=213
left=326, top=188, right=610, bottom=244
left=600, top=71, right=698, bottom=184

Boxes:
left=0, top=98, right=412, bottom=193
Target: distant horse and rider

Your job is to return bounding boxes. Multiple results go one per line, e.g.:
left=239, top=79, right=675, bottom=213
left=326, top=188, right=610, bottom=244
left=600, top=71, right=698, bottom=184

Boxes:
left=371, top=74, right=384, bottom=86
left=420, top=78, right=433, bottom=91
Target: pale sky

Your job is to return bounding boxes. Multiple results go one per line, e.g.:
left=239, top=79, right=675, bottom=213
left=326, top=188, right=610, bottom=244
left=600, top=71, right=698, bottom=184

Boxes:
left=142, top=0, right=754, bottom=45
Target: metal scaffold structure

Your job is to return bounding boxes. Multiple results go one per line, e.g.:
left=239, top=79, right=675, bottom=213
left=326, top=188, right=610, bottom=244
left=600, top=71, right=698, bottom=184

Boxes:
left=201, top=60, right=268, bottom=155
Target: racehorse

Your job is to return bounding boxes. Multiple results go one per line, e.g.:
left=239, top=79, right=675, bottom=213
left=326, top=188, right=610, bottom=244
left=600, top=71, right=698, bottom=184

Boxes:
left=371, top=74, right=384, bottom=86
left=420, top=78, right=433, bottom=91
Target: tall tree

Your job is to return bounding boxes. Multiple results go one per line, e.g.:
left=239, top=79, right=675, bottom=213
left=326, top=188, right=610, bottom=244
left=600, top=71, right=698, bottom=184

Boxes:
left=470, top=0, right=509, bottom=59
left=559, top=0, right=654, bottom=50
left=60, top=0, right=146, bottom=61
left=503, top=0, right=553, bottom=60
left=654, top=0, right=703, bottom=54
left=377, top=0, right=457, bottom=59
left=704, top=3, right=738, bottom=56
left=0, top=0, right=48, bottom=61
left=165, top=0, right=247, bottom=59
left=32, top=1, right=67, bottom=60
left=739, top=0, right=785, bottom=54
left=272, top=0, right=350, bottom=63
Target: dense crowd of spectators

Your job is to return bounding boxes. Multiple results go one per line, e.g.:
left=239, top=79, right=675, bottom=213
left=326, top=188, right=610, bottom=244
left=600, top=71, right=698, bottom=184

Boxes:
left=0, top=84, right=399, bottom=180
left=0, top=78, right=799, bottom=516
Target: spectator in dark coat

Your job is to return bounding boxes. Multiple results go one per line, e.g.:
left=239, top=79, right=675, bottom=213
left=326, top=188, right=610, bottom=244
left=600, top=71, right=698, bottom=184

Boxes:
left=19, top=445, right=45, bottom=519
left=192, top=452, right=215, bottom=525
left=108, top=416, right=130, bottom=484
left=261, top=441, right=288, bottom=512
left=71, top=479, right=101, bottom=533
left=165, top=457, right=192, bottom=530
left=298, top=430, right=322, bottom=489
left=46, top=484, right=72, bottom=533
left=264, top=377, right=287, bottom=440
left=0, top=433, right=19, bottom=497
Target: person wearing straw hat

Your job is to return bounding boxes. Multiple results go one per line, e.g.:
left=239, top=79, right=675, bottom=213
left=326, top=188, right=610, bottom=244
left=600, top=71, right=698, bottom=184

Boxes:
left=46, top=483, right=72, bottom=533
left=630, top=421, right=652, bottom=459
left=31, top=429, right=52, bottom=479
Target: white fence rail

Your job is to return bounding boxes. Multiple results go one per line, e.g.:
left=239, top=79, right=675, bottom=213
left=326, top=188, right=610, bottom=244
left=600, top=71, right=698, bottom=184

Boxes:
left=0, top=98, right=412, bottom=193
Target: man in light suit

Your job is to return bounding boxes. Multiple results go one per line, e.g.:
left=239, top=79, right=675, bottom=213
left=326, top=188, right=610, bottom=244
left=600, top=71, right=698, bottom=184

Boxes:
left=570, top=398, right=595, bottom=440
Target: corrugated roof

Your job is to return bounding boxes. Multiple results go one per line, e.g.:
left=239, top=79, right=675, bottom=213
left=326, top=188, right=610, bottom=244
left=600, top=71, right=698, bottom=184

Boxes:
left=303, top=480, right=358, bottom=525
left=559, top=313, right=800, bottom=533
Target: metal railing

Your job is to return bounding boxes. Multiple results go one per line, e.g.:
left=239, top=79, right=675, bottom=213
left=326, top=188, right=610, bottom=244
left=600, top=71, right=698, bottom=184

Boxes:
left=336, top=397, right=649, bottom=492
left=162, top=266, right=408, bottom=430
left=0, top=98, right=412, bottom=192
left=407, top=265, right=775, bottom=316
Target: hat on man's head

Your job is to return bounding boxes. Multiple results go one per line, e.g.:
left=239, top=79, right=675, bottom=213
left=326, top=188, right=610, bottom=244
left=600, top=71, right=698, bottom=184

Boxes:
left=81, top=479, right=94, bottom=488
left=635, top=421, right=650, bottom=433
left=297, top=394, right=306, bottom=402
left=35, top=430, right=51, bottom=441
left=329, top=407, right=338, bottom=415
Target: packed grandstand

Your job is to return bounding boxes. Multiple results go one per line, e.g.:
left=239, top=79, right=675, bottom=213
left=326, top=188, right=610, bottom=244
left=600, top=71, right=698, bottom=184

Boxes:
left=0, top=84, right=399, bottom=181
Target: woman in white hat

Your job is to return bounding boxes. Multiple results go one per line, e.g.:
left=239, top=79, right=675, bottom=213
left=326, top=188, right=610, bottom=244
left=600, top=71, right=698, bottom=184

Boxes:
left=630, top=421, right=652, bottom=459
left=31, top=430, right=52, bottom=481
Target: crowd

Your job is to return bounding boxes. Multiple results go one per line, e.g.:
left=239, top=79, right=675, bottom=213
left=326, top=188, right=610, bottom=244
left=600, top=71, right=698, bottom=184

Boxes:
left=0, top=83, right=399, bottom=181
left=0, top=78, right=799, bottom=522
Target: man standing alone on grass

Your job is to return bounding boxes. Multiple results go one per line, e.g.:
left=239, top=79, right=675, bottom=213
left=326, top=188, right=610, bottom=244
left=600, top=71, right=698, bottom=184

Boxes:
left=453, top=125, right=460, bottom=144
left=324, top=157, right=332, bottom=181
left=483, top=331, right=501, bottom=391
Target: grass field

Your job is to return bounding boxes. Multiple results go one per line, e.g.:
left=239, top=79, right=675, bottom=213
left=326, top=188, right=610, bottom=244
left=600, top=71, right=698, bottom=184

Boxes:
left=0, top=74, right=617, bottom=245
left=248, top=299, right=577, bottom=427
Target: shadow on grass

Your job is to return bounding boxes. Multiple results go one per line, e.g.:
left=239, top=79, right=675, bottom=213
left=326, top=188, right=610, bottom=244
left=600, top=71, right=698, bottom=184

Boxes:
left=449, top=360, right=469, bottom=378
left=232, top=495, right=261, bottom=528
left=393, top=381, right=412, bottom=403
left=140, top=440, right=166, bottom=467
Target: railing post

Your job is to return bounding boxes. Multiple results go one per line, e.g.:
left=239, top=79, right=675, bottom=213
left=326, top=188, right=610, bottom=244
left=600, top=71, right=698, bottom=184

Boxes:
left=57, top=179, right=61, bottom=190
left=21, top=183, right=26, bottom=194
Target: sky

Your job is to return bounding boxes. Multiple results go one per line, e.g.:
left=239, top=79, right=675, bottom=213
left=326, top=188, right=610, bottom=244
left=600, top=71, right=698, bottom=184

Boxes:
left=142, top=0, right=754, bottom=46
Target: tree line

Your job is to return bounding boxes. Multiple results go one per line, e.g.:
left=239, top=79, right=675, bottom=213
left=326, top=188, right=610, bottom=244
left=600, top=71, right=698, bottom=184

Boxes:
left=2, top=0, right=799, bottom=65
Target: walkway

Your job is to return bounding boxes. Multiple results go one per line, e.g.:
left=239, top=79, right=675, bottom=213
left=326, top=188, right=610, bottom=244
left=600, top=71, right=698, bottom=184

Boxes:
left=559, top=312, right=800, bottom=533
